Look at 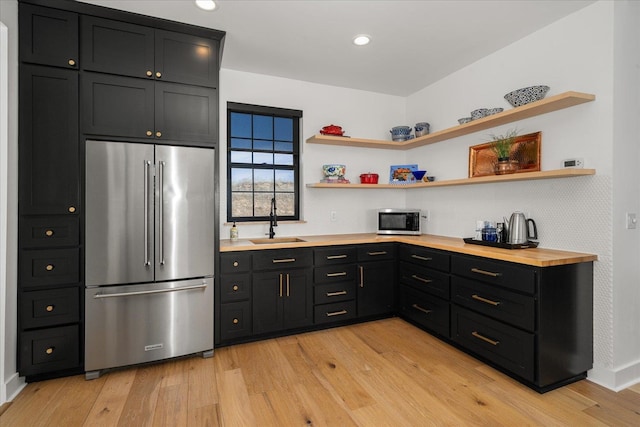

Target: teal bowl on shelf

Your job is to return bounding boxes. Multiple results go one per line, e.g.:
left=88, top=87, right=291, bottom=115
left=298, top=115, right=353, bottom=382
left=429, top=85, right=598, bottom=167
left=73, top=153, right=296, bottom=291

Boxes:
left=412, top=170, right=427, bottom=181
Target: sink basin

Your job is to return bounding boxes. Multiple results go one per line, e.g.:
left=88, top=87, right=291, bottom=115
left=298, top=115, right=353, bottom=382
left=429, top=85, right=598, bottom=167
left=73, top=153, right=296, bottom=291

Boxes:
left=250, top=237, right=306, bottom=245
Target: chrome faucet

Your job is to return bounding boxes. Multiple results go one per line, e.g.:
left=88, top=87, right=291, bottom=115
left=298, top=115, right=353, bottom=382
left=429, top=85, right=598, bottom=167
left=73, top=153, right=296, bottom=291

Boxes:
left=268, top=197, right=277, bottom=239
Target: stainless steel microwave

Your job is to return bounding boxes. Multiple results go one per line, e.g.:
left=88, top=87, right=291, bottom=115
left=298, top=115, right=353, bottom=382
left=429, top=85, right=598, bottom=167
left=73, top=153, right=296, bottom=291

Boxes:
left=377, top=209, right=422, bottom=235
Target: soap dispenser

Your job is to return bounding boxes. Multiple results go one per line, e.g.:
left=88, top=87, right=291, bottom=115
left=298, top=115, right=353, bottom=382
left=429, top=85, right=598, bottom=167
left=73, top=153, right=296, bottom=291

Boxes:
left=230, top=222, right=238, bottom=241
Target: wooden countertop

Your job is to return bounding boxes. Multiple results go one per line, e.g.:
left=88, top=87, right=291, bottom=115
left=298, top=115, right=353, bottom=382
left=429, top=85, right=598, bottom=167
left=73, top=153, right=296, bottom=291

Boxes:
left=220, top=233, right=597, bottom=267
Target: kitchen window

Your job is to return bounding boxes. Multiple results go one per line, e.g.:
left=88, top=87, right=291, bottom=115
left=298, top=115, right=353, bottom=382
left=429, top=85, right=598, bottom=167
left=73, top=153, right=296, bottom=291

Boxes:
left=227, top=102, right=302, bottom=222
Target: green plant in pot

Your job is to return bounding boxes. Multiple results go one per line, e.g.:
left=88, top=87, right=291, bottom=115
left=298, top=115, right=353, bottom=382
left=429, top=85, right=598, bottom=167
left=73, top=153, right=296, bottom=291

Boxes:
left=489, top=129, right=519, bottom=174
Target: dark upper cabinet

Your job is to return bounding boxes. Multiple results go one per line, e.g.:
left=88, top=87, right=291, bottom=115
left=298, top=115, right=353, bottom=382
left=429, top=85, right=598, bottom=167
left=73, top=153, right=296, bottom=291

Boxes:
left=19, top=65, right=79, bottom=216
left=81, top=16, right=219, bottom=87
left=19, top=3, right=79, bottom=69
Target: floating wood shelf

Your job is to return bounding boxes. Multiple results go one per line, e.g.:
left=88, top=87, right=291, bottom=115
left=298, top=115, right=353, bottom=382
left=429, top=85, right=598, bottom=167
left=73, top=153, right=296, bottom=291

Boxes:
left=306, top=91, right=596, bottom=150
left=306, top=168, right=596, bottom=189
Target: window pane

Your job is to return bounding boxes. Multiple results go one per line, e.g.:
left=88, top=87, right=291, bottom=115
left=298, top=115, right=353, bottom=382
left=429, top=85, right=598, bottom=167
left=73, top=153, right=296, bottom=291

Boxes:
left=231, top=168, right=253, bottom=191
left=253, top=115, right=272, bottom=140
left=274, top=117, right=293, bottom=141
left=275, top=170, right=294, bottom=191
left=275, top=192, right=294, bottom=216
left=230, top=151, right=252, bottom=164
left=230, top=138, right=251, bottom=149
left=254, top=193, right=273, bottom=217
left=274, top=153, right=293, bottom=166
left=231, top=192, right=253, bottom=217
left=253, top=139, right=273, bottom=151
left=274, top=141, right=293, bottom=152
left=254, top=152, right=273, bottom=165
left=230, top=112, right=251, bottom=138
left=254, top=169, right=274, bottom=191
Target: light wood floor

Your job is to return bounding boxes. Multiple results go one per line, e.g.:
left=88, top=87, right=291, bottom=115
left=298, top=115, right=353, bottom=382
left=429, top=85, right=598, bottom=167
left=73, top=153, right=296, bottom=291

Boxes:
left=2, top=317, right=639, bottom=426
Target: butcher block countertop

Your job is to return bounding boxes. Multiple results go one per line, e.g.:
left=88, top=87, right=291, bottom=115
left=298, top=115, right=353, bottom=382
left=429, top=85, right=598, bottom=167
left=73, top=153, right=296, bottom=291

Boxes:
left=220, top=233, right=597, bottom=267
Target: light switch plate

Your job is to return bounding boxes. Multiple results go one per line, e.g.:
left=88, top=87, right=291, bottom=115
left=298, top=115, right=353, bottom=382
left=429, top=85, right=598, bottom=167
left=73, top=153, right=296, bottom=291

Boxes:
left=626, top=212, right=637, bottom=229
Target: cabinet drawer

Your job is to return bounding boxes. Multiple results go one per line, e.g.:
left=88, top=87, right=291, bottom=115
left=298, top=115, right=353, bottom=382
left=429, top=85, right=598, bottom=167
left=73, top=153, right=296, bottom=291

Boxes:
left=314, top=300, right=356, bottom=324
left=20, top=216, right=79, bottom=248
left=357, top=244, right=396, bottom=261
left=399, top=262, right=450, bottom=300
left=19, top=325, right=80, bottom=376
left=220, top=252, right=252, bottom=274
left=314, top=264, right=357, bottom=284
left=314, top=281, right=356, bottom=305
left=399, top=245, right=450, bottom=272
left=252, top=248, right=312, bottom=271
left=20, top=248, right=80, bottom=288
left=219, top=273, right=251, bottom=303
left=451, top=306, right=534, bottom=383
left=399, top=285, right=449, bottom=337
left=452, top=277, right=535, bottom=331
left=452, top=255, right=536, bottom=294
left=20, top=288, right=79, bottom=329
left=314, top=246, right=357, bottom=266
left=220, top=301, right=252, bottom=341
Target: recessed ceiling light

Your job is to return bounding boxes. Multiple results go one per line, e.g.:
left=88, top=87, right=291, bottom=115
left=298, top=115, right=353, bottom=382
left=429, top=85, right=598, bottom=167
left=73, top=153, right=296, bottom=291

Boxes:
left=195, top=0, right=217, bottom=11
left=353, top=35, right=371, bottom=46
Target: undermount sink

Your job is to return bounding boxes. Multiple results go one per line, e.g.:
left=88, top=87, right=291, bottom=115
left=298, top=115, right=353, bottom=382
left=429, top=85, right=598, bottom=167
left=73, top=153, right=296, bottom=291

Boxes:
left=250, top=237, right=306, bottom=244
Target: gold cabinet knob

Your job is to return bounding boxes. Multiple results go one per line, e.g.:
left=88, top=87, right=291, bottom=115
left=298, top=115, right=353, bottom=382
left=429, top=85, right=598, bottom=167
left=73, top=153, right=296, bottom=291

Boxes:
left=155, top=71, right=162, bottom=78
left=155, top=131, right=162, bottom=138
left=146, top=130, right=153, bottom=137
left=233, top=318, right=239, bottom=324
left=232, top=285, right=239, bottom=291
left=45, top=264, right=54, bottom=271
left=45, top=347, right=54, bottom=355
left=45, top=229, right=54, bottom=237
left=146, top=70, right=153, bottom=77
left=46, top=305, right=54, bottom=312
left=68, top=206, right=76, bottom=213
left=68, top=59, right=76, bottom=66
left=233, top=261, right=239, bottom=267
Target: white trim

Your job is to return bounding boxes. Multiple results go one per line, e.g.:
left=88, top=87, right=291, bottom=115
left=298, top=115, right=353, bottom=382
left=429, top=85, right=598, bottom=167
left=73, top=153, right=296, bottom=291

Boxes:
left=1, top=20, right=10, bottom=405
left=588, top=360, right=640, bottom=392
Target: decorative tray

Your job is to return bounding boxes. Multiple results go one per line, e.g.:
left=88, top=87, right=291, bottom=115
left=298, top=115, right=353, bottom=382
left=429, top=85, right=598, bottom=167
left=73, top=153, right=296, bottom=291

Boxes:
left=463, top=237, right=539, bottom=250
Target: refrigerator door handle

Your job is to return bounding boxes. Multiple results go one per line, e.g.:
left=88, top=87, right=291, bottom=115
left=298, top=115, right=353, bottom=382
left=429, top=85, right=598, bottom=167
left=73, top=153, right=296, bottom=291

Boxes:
left=159, top=160, right=165, bottom=265
left=93, top=282, right=207, bottom=299
left=144, top=160, right=151, bottom=266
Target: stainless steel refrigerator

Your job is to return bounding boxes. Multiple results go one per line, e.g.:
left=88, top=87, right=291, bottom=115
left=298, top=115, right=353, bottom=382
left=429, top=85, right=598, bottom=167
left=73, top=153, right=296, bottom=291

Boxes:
left=84, top=140, right=214, bottom=379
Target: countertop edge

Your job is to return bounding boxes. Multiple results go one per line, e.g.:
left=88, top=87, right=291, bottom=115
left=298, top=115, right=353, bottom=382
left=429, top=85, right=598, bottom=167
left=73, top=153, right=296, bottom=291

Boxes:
left=220, top=234, right=598, bottom=267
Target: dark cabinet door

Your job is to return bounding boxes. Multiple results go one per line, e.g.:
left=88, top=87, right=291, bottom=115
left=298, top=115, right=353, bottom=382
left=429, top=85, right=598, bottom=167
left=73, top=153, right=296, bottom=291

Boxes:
left=281, top=269, right=313, bottom=330
left=358, top=260, right=396, bottom=317
left=252, top=271, right=284, bottom=335
left=155, top=82, right=218, bottom=143
left=19, top=3, right=78, bottom=69
left=81, top=16, right=154, bottom=79
left=19, top=65, right=79, bottom=215
left=155, top=29, right=219, bottom=87
left=81, top=73, right=154, bottom=139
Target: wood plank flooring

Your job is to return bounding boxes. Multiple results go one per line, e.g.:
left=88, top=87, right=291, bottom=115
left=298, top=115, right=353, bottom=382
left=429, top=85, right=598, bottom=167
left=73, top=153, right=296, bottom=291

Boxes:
left=2, top=318, right=639, bottom=426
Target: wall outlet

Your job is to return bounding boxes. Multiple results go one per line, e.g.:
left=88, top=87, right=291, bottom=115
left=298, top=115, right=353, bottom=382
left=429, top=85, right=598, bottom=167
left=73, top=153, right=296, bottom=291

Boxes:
left=562, top=158, right=584, bottom=168
left=330, top=211, right=337, bottom=222
left=626, top=212, right=637, bottom=229
left=422, top=210, right=430, bottom=222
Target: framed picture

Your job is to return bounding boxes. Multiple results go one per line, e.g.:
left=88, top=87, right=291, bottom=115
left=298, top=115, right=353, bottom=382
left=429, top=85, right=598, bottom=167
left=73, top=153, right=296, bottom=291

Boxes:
left=389, top=164, right=418, bottom=183
left=468, top=131, right=541, bottom=178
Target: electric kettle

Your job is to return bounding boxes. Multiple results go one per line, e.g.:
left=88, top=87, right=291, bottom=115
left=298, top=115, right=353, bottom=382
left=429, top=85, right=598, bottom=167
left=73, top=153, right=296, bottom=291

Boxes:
left=506, top=211, right=538, bottom=244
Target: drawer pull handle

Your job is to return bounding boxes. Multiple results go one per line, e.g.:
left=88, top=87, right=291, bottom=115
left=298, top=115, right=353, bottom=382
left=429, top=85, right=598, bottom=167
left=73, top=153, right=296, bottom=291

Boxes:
left=367, top=251, right=387, bottom=256
left=411, top=274, right=433, bottom=284
left=326, top=254, right=347, bottom=260
left=233, top=318, right=239, bottom=324
left=68, top=59, right=76, bottom=66
left=45, top=229, right=54, bottom=237
left=156, top=131, right=162, bottom=138
left=411, top=254, right=432, bottom=261
left=146, top=130, right=153, bottom=136
left=68, top=206, right=76, bottom=213
left=46, top=305, right=55, bottom=312
left=156, top=71, right=162, bottom=78
left=326, top=309, right=348, bottom=317
left=472, top=331, right=500, bottom=346
left=146, top=70, right=153, bottom=77
left=232, top=285, right=239, bottom=291
left=411, top=304, right=432, bottom=315
left=326, top=272, right=347, bottom=277
left=45, top=264, right=55, bottom=271
left=45, top=347, right=55, bottom=355
left=470, top=268, right=502, bottom=277
left=472, top=294, right=501, bottom=306
left=326, top=290, right=348, bottom=297
left=233, top=261, right=239, bottom=267
left=273, top=258, right=296, bottom=264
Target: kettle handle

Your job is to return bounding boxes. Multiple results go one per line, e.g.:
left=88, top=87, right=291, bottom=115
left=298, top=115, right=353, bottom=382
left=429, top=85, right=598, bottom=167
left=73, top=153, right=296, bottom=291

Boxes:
left=527, top=218, right=538, bottom=240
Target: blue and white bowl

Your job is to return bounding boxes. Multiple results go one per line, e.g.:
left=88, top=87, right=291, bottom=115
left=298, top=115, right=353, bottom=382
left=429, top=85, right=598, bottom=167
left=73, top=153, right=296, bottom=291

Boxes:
left=322, top=164, right=346, bottom=178
left=390, top=126, right=412, bottom=137
left=504, top=85, right=550, bottom=107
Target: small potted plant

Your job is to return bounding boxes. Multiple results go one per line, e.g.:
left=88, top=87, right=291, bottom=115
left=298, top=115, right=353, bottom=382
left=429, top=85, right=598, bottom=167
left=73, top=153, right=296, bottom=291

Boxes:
left=489, top=129, right=519, bottom=174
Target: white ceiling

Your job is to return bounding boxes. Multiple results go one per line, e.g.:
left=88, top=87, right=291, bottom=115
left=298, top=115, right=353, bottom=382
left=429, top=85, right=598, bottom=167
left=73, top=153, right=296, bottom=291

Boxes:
left=79, top=0, right=595, bottom=96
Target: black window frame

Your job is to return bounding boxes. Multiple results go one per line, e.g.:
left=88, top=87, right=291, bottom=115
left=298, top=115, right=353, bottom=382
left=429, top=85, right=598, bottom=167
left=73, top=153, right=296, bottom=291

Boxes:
left=226, top=102, right=302, bottom=223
